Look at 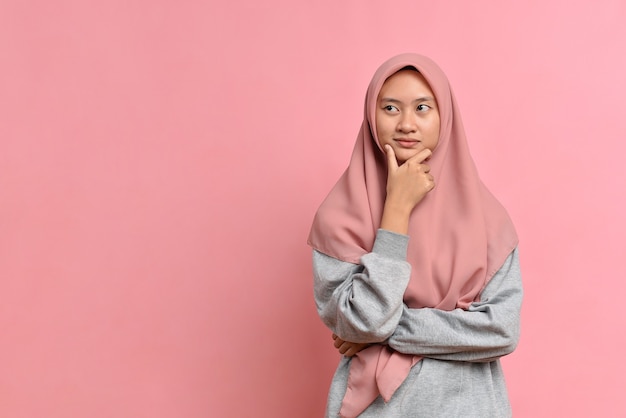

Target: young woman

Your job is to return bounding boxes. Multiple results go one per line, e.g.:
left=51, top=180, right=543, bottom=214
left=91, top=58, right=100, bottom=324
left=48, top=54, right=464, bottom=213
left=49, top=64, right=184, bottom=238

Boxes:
left=308, top=53, right=522, bottom=417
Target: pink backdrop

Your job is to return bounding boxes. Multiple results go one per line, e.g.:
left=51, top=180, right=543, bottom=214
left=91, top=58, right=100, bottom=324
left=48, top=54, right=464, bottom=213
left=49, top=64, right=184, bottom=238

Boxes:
left=2, top=1, right=625, bottom=417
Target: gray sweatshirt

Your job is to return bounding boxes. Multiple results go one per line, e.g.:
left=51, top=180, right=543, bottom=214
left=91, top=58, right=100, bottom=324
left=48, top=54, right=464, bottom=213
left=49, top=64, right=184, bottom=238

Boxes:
left=313, top=229, right=523, bottom=417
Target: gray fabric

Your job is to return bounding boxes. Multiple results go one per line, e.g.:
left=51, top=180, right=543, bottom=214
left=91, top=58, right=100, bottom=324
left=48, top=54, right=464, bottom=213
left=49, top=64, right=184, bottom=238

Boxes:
left=313, top=229, right=523, bottom=417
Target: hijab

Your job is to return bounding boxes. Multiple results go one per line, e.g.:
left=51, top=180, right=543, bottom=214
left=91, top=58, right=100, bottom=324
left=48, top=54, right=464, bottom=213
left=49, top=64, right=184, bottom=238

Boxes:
left=307, top=53, right=518, bottom=417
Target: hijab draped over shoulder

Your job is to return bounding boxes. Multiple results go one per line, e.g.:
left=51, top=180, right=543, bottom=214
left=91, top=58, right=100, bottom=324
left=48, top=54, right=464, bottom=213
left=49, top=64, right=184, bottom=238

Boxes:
left=307, top=53, right=518, bottom=417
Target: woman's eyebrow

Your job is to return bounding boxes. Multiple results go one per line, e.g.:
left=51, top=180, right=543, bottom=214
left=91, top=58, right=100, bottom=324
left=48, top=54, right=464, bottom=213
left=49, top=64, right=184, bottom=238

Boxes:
left=380, top=96, right=435, bottom=103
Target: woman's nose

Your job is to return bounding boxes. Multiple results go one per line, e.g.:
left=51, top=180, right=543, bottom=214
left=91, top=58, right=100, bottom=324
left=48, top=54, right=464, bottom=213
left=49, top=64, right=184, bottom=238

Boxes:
left=397, top=113, right=417, bottom=133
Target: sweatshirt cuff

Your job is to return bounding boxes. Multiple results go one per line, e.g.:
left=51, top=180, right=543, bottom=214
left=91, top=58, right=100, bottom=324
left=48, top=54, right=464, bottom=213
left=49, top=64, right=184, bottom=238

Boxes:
left=371, top=229, right=409, bottom=260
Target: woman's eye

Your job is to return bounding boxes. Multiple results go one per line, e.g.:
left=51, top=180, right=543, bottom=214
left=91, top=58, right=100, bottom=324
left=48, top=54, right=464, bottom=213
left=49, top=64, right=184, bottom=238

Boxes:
left=384, top=105, right=399, bottom=112
left=417, top=104, right=431, bottom=112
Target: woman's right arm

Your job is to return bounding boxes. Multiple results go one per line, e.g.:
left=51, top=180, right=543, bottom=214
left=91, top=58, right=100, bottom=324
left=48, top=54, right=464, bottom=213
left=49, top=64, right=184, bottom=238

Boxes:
left=313, top=229, right=412, bottom=344
left=314, top=146, right=433, bottom=345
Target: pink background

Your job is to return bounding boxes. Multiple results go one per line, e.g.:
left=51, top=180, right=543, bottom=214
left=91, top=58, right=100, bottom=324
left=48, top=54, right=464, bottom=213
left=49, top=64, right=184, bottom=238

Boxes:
left=1, top=1, right=625, bottom=417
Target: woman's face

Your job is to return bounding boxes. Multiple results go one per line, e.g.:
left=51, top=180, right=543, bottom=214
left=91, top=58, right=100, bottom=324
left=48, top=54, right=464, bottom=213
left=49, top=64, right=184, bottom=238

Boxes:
left=375, top=69, right=440, bottom=164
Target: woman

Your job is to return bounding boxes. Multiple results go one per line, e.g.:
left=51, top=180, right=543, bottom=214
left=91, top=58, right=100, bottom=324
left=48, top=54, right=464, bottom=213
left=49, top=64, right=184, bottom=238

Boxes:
left=308, top=53, right=522, bottom=417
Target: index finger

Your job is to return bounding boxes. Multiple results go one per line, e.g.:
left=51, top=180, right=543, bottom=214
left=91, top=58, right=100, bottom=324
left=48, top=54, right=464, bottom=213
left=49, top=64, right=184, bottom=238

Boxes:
left=404, top=147, right=432, bottom=165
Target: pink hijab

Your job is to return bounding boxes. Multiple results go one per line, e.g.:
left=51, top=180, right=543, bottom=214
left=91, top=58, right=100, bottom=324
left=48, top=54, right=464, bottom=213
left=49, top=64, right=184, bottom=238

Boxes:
left=308, top=53, right=518, bottom=417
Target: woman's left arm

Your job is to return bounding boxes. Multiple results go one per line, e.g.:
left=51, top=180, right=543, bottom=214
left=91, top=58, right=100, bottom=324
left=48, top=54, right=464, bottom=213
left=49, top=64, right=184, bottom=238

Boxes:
left=386, top=247, right=523, bottom=362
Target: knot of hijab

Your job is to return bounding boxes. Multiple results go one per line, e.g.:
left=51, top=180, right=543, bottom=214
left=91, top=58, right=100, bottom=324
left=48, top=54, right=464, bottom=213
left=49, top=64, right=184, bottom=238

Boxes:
left=308, top=53, right=518, bottom=417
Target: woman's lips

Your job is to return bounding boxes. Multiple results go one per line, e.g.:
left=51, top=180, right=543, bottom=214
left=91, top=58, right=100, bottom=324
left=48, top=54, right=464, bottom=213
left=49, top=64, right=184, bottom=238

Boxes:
left=395, top=139, right=420, bottom=148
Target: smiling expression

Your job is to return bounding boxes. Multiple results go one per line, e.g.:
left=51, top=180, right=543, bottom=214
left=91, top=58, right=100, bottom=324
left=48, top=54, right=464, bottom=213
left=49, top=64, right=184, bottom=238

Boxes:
left=375, top=69, right=441, bottom=164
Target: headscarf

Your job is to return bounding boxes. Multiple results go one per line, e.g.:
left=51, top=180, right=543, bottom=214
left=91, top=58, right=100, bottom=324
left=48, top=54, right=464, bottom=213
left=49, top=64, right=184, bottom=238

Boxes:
left=307, top=53, right=518, bottom=417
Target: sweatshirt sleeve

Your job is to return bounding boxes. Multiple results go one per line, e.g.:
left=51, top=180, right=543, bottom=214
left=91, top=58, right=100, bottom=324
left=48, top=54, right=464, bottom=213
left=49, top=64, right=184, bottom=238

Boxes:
left=387, top=247, right=523, bottom=362
left=313, top=229, right=412, bottom=343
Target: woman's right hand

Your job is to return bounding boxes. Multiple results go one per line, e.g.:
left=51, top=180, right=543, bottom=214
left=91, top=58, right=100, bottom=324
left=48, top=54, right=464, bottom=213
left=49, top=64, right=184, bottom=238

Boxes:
left=380, top=145, right=434, bottom=234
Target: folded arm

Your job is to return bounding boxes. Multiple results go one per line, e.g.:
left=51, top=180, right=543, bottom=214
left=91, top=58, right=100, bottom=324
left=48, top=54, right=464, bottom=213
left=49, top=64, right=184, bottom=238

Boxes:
left=387, top=248, right=523, bottom=362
